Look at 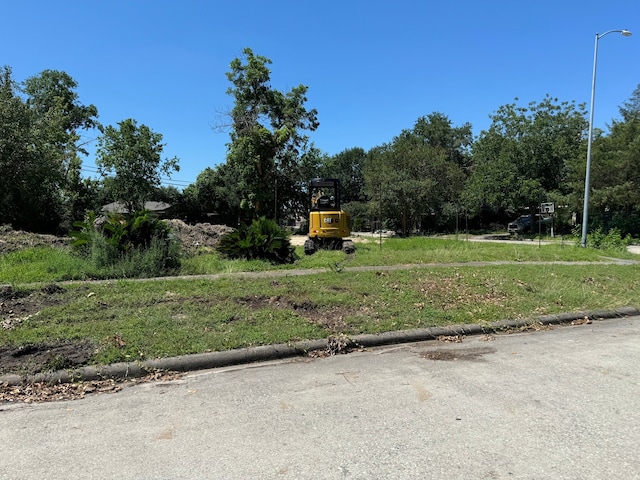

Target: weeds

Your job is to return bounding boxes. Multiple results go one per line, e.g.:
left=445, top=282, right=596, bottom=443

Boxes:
left=68, top=210, right=180, bottom=279
left=0, top=257, right=639, bottom=374
left=3, top=233, right=637, bottom=376
left=2, top=235, right=632, bottom=285
left=585, top=227, right=632, bottom=251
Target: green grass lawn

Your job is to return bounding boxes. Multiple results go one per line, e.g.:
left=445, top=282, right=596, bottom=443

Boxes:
left=1, top=236, right=638, bottom=374
left=0, top=235, right=623, bottom=284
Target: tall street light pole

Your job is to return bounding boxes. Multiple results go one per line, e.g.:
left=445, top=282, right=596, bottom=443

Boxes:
left=580, top=29, right=632, bottom=247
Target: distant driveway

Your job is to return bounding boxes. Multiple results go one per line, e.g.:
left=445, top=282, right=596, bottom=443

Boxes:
left=2, top=317, right=639, bottom=479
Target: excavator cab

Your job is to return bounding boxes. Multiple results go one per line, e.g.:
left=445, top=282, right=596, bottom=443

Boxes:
left=304, top=178, right=354, bottom=255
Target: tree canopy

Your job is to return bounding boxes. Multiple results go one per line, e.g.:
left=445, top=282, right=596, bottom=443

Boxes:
left=580, top=85, right=640, bottom=233
left=224, top=48, right=319, bottom=221
left=364, top=113, right=471, bottom=234
left=96, top=119, right=179, bottom=213
left=0, top=67, right=99, bottom=232
left=5, top=57, right=640, bottom=241
left=465, top=96, right=587, bottom=218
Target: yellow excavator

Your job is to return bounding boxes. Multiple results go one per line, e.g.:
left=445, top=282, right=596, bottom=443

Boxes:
left=304, top=178, right=355, bottom=255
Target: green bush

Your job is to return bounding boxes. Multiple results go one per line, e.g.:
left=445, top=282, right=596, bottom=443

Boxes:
left=216, top=217, right=298, bottom=264
left=70, top=210, right=180, bottom=277
left=588, top=212, right=640, bottom=239
left=573, top=226, right=633, bottom=251
left=586, top=227, right=632, bottom=251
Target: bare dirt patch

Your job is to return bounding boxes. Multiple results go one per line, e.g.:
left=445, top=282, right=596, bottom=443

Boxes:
left=1, top=284, right=72, bottom=330
left=0, top=341, right=96, bottom=377
left=235, top=294, right=352, bottom=332
left=1, top=284, right=96, bottom=377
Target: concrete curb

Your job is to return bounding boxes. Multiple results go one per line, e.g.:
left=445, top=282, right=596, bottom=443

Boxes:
left=2, top=307, right=638, bottom=386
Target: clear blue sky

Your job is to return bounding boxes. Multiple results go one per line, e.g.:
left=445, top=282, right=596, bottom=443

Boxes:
left=3, top=0, right=639, bottom=189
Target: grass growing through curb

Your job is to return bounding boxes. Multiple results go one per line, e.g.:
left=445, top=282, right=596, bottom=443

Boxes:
left=1, top=261, right=639, bottom=372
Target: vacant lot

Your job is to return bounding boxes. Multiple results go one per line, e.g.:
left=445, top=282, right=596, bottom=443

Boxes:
left=1, top=229, right=638, bottom=379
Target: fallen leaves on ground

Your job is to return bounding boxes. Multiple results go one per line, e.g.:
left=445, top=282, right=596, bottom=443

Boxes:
left=571, top=317, right=593, bottom=325
left=0, top=379, right=122, bottom=404
left=437, top=335, right=464, bottom=343
left=0, top=371, right=184, bottom=404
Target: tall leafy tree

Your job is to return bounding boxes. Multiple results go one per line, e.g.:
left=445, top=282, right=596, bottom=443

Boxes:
left=619, top=84, right=640, bottom=122
left=0, top=67, right=98, bottom=232
left=365, top=142, right=430, bottom=235
left=320, top=147, right=367, bottom=204
left=364, top=113, right=471, bottom=234
left=224, top=48, right=319, bottom=221
left=96, top=119, right=179, bottom=213
left=23, top=70, right=100, bottom=228
left=23, top=69, right=99, bottom=149
left=185, top=164, right=243, bottom=225
left=580, top=85, right=640, bottom=234
left=413, top=112, right=473, bottom=172
left=465, top=96, right=587, bottom=219
left=0, top=66, right=31, bottom=227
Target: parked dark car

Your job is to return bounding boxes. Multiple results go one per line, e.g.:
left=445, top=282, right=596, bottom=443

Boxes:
left=508, top=215, right=551, bottom=235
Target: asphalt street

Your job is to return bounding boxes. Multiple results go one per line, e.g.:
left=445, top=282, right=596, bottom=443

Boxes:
left=1, top=316, right=639, bottom=480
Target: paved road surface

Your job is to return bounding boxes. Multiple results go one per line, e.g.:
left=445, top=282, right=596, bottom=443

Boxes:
left=2, top=317, right=639, bottom=479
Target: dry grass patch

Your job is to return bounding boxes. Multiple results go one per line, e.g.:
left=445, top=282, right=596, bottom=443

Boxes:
left=417, top=272, right=509, bottom=311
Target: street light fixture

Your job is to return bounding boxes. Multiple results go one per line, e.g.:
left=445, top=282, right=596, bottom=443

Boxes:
left=580, top=29, right=632, bottom=247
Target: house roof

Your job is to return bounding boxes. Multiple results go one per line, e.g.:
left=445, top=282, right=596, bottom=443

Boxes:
left=101, top=201, right=172, bottom=214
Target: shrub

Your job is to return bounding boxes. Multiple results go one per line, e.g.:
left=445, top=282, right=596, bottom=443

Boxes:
left=587, top=227, right=631, bottom=251
left=216, top=217, right=298, bottom=264
left=573, top=226, right=632, bottom=251
left=589, top=212, right=640, bottom=239
left=70, top=210, right=180, bottom=277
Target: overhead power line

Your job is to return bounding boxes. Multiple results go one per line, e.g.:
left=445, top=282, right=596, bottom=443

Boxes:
left=79, top=166, right=194, bottom=187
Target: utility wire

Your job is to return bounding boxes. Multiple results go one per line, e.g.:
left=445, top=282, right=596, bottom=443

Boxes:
left=79, top=165, right=194, bottom=187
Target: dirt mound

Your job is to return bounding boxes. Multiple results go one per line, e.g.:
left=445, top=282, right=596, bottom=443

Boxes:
left=166, top=219, right=233, bottom=253
left=0, top=221, right=234, bottom=256
left=0, top=225, right=71, bottom=255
